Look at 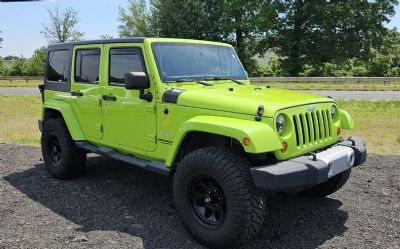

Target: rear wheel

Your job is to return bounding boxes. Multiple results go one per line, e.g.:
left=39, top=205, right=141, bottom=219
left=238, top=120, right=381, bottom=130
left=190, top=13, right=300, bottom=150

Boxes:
left=301, top=169, right=351, bottom=198
left=41, top=118, right=86, bottom=179
left=173, top=147, right=266, bottom=248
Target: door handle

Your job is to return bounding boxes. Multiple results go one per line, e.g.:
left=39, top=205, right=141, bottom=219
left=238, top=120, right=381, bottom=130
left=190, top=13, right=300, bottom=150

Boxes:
left=102, top=95, right=117, bottom=101
left=71, top=91, right=83, bottom=97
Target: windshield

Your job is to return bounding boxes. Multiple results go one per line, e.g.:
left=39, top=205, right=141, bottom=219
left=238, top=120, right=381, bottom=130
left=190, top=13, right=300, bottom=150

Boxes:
left=152, top=42, right=247, bottom=82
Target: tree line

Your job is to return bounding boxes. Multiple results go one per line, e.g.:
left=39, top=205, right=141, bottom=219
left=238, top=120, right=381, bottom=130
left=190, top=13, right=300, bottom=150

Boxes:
left=1, top=0, right=400, bottom=77
left=0, top=47, right=46, bottom=76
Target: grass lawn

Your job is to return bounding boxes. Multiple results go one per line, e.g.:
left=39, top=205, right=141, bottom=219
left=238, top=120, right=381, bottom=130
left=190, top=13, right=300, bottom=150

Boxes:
left=338, top=100, right=400, bottom=155
left=0, top=79, right=42, bottom=88
left=0, top=95, right=399, bottom=155
left=0, top=95, right=41, bottom=145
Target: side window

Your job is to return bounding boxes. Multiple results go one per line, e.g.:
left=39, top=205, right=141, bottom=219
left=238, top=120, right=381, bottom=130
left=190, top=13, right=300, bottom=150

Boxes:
left=74, top=48, right=100, bottom=84
left=47, top=50, right=69, bottom=82
left=109, top=48, right=146, bottom=85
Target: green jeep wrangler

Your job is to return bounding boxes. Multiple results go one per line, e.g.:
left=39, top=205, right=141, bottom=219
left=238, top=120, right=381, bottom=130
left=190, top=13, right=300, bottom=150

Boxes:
left=39, top=38, right=367, bottom=248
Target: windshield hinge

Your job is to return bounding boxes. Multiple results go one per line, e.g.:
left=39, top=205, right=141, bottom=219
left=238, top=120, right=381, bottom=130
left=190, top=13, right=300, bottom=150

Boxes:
left=96, top=124, right=103, bottom=133
left=255, top=105, right=264, bottom=121
left=147, top=134, right=157, bottom=143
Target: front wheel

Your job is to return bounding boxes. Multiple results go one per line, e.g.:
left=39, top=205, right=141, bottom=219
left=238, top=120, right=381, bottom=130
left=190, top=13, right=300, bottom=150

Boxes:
left=173, top=147, right=266, bottom=248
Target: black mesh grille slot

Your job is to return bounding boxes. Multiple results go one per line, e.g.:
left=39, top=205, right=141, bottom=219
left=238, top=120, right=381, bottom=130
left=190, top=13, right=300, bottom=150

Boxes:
left=305, top=113, right=312, bottom=143
left=299, top=114, right=306, bottom=145
left=325, top=110, right=331, bottom=137
left=293, top=115, right=300, bottom=146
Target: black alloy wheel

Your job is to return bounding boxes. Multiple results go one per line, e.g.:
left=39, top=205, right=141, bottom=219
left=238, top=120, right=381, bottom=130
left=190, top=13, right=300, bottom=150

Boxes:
left=48, top=135, right=62, bottom=165
left=188, top=175, right=227, bottom=227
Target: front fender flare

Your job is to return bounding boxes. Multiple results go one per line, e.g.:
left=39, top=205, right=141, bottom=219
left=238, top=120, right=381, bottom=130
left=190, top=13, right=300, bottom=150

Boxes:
left=43, top=100, right=85, bottom=140
left=165, top=116, right=282, bottom=166
left=339, top=109, right=355, bottom=130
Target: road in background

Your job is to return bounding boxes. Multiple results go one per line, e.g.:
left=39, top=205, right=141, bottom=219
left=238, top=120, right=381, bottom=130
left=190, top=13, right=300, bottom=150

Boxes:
left=301, top=90, right=400, bottom=101
left=1, top=87, right=400, bottom=101
left=0, top=87, right=40, bottom=96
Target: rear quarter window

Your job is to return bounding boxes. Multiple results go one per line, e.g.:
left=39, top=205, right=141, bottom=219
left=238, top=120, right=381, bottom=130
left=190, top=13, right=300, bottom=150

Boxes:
left=47, top=50, right=69, bottom=82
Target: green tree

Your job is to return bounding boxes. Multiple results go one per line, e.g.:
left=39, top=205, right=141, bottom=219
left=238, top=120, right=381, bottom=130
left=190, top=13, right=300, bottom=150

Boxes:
left=0, top=58, right=4, bottom=75
left=264, top=0, right=398, bottom=76
left=41, top=5, right=84, bottom=43
left=9, top=57, right=25, bottom=76
left=118, top=0, right=398, bottom=76
left=99, top=34, right=114, bottom=39
left=151, top=0, right=266, bottom=72
left=23, top=47, right=47, bottom=76
left=0, top=30, right=3, bottom=48
left=118, top=0, right=153, bottom=37
left=3, top=56, right=19, bottom=60
left=372, top=28, right=400, bottom=76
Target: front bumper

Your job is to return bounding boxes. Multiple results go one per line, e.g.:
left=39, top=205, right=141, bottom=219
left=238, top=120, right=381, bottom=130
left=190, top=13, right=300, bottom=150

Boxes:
left=250, top=136, right=367, bottom=192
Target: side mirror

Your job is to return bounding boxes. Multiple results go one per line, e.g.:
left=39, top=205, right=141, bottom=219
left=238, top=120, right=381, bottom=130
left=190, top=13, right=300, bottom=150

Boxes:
left=124, top=72, right=149, bottom=90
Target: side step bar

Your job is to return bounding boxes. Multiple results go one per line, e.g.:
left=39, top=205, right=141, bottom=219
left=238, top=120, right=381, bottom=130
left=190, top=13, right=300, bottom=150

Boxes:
left=75, top=141, right=171, bottom=176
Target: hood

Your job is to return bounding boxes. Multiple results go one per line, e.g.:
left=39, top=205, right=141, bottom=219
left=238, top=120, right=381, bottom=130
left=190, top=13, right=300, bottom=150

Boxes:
left=174, top=85, right=333, bottom=117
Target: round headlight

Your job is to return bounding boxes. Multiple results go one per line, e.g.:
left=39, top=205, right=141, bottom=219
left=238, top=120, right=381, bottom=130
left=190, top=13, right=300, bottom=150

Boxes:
left=276, top=114, right=285, bottom=134
left=331, top=105, right=338, bottom=119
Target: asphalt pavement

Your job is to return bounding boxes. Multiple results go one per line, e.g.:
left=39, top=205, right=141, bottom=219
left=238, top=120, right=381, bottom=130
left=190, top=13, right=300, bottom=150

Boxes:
left=1, top=87, right=400, bottom=101
left=302, top=90, right=400, bottom=101
left=0, top=87, right=40, bottom=95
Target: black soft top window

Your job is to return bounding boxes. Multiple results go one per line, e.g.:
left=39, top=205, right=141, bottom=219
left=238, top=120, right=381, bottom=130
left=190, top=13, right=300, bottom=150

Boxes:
left=47, top=50, right=69, bottom=82
left=74, top=49, right=101, bottom=84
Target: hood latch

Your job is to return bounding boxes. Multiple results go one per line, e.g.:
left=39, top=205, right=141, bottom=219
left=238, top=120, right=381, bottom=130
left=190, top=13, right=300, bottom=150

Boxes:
left=255, top=105, right=264, bottom=121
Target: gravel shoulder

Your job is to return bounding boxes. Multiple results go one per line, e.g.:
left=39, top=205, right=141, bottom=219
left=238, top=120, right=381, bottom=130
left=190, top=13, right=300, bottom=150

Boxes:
left=0, top=144, right=399, bottom=249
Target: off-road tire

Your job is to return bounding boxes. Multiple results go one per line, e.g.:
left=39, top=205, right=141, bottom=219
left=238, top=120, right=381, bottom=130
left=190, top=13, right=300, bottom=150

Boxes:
left=41, top=118, right=86, bottom=179
left=301, top=169, right=352, bottom=198
left=173, top=147, right=266, bottom=248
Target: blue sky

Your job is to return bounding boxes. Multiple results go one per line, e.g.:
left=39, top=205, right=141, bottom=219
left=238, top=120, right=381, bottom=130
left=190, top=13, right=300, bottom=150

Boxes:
left=1, top=0, right=400, bottom=58
left=0, top=0, right=129, bottom=57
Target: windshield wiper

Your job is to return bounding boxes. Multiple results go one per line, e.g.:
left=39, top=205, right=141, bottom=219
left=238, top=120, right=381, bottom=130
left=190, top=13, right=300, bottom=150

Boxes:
left=165, top=78, right=213, bottom=86
left=204, top=77, right=244, bottom=85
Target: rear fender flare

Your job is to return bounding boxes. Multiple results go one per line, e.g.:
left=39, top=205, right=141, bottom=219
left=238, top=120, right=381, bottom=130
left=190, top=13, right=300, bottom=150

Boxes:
left=43, top=100, right=85, bottom=140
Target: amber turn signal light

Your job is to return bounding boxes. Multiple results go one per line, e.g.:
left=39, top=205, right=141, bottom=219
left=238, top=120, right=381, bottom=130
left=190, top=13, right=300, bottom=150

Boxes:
left=242, top=137, right=251, bottom=146
left=281, top=142, right=288, bottom=153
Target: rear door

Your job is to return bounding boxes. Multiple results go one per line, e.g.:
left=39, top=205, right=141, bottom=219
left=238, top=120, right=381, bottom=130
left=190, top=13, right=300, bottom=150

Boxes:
left=101, top=43, right=157, bottom=152
left=70, top=44, right=104, bottom=141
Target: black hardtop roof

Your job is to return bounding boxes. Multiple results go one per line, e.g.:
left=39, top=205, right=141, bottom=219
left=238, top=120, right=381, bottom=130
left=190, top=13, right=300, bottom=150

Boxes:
left=48, top=37, right=146, bottom=49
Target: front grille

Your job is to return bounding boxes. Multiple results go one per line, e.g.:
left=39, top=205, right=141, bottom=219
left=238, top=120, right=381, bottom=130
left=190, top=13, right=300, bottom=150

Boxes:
left=292, top=109, right=333, bottom=147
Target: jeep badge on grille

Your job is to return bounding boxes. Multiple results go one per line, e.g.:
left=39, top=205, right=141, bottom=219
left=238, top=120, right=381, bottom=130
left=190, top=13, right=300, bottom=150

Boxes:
left=307, top=106, right=316, bottom=111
